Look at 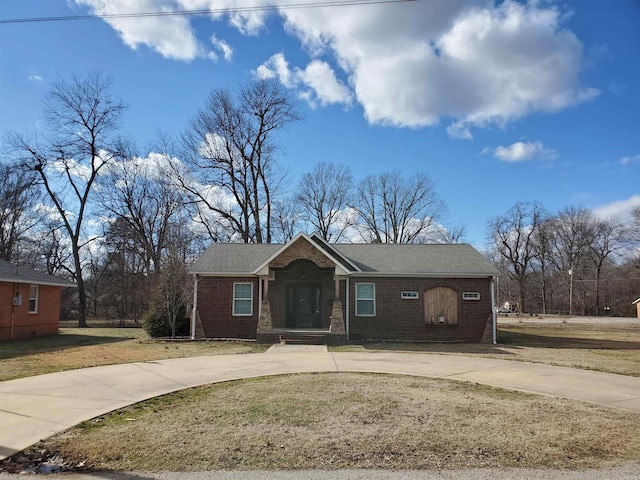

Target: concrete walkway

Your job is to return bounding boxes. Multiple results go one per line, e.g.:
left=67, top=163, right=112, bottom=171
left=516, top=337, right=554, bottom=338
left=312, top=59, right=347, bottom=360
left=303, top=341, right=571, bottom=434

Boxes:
left=1, top=349, right=639, bottom=461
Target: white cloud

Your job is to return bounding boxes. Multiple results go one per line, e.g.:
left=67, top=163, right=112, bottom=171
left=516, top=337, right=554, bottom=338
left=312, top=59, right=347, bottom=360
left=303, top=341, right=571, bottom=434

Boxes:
left=73, top=0, right=207, bottom=61
left=620, top=154, right=640, bottom=166
left=28, top=75, right=44, bottom=82
left=446, top=121, right=473, bottom=140
left=50, top=158, right=92, bottom=180
left=255, top=52, right=294, bottom=87
left=593, top=195, right=640, bottom=220
left=256, top=53, right=352, bottom=108
left=210, top=34, right=233, bottom=61
left=486, top=141, right=558, bottom=162
left=77, top=0, right=597, bottom=131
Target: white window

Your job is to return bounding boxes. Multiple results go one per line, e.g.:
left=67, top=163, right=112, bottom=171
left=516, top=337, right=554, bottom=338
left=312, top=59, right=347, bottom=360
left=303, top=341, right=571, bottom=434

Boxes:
left=29, top=285, right=39, bottom=314
left=463, top=292, right=480, bottom=301
left=233, top=283, right=253, bottom=316
left=355, top=283, right=375, bottom=316
left=401, top=291, right=419, bottom=299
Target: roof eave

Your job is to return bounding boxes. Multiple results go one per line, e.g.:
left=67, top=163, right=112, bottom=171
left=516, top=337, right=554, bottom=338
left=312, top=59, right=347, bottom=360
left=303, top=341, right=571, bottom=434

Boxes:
left=348, top=272, right=499, bottom=278
left=0, top=277, right=77, bottom=288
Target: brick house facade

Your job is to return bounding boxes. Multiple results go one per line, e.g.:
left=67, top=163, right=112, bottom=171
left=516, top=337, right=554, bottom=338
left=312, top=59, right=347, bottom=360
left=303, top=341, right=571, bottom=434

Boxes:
left=190, top=233, right=499, bottom=344
left=0, top=260, right=75, bottom=342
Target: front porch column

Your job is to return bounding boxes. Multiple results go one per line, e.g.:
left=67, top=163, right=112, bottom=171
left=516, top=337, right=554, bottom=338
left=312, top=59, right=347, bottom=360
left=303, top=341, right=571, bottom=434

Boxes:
left=257, top=299, right=272, bottom=332
left=330, top=300, right=345, bottom=333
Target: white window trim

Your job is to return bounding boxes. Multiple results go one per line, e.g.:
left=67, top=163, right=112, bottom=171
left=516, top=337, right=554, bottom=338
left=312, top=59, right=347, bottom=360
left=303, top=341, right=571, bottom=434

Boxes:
left=355, top=283, right=376, bottom=317
left=29, top=284, right=39, bottom=314
left=401, top=291, right=419, bottom=299
left=232, top=282, right=253, bottom=316
left=462, top=292, right=480, bottom=301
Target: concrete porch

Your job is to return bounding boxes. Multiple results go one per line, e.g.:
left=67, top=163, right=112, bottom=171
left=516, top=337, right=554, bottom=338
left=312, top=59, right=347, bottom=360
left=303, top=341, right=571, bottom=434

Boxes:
left=257, top=328, right=346, bottom=346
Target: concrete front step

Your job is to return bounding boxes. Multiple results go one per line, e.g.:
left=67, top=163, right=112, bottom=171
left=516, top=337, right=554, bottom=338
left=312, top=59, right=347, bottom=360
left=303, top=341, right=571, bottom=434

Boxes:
left=279, top=333, right=327, bottom=345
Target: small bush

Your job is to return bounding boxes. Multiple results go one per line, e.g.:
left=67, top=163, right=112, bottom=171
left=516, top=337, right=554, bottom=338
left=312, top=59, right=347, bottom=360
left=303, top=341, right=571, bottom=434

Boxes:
left=142, top=307, right=190, bottom=338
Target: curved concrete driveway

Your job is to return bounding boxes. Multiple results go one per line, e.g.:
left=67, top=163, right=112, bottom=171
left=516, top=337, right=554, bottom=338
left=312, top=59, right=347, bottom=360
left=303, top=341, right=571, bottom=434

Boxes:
left=1, top=346, right=639, bottom=461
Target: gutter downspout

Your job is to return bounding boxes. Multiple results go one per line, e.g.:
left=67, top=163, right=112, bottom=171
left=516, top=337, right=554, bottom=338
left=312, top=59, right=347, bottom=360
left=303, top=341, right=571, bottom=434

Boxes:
left=258, top=276, right=263, bottom=319
left=346, top=276, right=350, bottom=341
left=10, top=283, right=17, bottom=341
left=191, top=274, right=198, bottom=340
left=490, top=275, right=497, bottom=345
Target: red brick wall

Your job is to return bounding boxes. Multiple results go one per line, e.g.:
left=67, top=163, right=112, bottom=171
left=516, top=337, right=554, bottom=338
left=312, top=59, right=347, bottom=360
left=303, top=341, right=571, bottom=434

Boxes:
left=0, top=282, right=62, bottom=341
left=196, top=274, right=491, bottom=342
left=197, top=276, right=259, bottom=338
left=348, top=277, right=492, bottom=343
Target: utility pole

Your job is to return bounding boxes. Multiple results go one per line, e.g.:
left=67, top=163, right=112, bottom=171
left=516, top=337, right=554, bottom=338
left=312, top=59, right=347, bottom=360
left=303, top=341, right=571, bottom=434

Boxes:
left=569, top=268, right=574, bottom=316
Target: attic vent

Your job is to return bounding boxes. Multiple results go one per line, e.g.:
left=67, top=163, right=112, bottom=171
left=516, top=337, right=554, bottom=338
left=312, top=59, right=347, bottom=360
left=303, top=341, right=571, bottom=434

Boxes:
left=401, top=291, right=418, bottom=299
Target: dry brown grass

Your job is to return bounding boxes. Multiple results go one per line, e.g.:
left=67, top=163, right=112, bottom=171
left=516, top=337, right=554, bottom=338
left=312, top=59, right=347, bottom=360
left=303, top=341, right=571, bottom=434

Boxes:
left=332, top=322, right=640, bottom=376
left=0, top=327, right=267, bottom=381
left=28, top=373, right=640, bottom=472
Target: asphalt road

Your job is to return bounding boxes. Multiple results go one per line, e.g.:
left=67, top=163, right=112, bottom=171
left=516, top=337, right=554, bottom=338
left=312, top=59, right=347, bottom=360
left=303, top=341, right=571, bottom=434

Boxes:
left=2, top=465, right=640, bottom=480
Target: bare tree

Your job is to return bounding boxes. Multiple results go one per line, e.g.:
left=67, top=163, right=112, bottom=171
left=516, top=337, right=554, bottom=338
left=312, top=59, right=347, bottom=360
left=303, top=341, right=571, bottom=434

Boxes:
left=548, top=206, right=595, bottom=315
left=272, top=199, right=302, bottom=243
left=296, top=162, right=354, bottom=241
left=351, top=171, right=446, bottom=243
left=100, top=155, right=188, bottom=275
left=181, top=79, right=299, bottom=244
left=486, top=201, right=546, bottom=313
left=9, top=72, right=127, bottom=327
left=531, top=217, right=555, bottom=314
left=589, top=217, right=628, bottom=315
left=0, top=163, right=38, bottom=261
left=155, top=250, right=191, bottom=338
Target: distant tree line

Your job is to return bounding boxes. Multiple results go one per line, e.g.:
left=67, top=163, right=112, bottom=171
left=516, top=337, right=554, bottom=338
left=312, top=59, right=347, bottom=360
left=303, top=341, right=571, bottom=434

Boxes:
left=486, top=201, right=640, bottom=317
left=0, top=72, right=462, bottom=328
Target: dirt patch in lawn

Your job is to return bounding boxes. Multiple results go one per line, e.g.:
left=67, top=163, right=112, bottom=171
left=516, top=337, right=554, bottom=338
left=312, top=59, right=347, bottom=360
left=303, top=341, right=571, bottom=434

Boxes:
left=9, top=373, right=639, bottom=473
left=332, top=323, right=640, bottom=377
left=0, top=327, right=267, bottom=381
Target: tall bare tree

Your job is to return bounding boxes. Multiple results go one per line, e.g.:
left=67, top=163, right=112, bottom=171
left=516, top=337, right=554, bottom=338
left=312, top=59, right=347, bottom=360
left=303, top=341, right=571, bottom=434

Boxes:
left=0, top=163, right=38, bottom=261
left=272, top=199, right=302, bottom=243
left=351, top=171, right=445, bottom=243
left=296, top=162, right=354, bottom=241
left=548, top=206, right=595, bottom=315
left=487, top=201, right=546, bottom=313
left=9, top=72, right=127, bottom=327
left=531, top=217, right=555, bottom=314
left=589, top=217, right=628, bottom=315
left=101, top=155, right=187, bottom=275
left=181, top=79, right=299, bottom=244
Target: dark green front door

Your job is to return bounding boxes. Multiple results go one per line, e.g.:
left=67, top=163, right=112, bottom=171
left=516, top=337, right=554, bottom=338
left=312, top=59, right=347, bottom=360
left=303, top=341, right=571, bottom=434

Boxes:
left=286, top=284, right=322, bottom=329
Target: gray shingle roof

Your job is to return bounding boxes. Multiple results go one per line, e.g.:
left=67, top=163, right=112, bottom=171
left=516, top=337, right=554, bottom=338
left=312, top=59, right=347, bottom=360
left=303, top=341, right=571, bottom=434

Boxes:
left=190, top=243, right=282, bottom=274
left=190, top=238, right=498, bottom=277
left=334, top=244, right=499, bottom=276
left=0, top=259, right=76, bottom=287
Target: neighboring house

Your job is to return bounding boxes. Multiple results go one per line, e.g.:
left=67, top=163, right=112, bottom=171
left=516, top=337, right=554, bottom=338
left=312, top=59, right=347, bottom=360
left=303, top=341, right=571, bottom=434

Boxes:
left=632, top=298, right=640, bottom=318
left=0, top=259, right=75, bottom=341
left=190, top=233, right=499, bottom=344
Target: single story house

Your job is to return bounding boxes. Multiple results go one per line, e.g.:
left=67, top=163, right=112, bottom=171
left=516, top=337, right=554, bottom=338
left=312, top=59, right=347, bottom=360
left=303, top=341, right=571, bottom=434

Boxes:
left=189, top=233, right=499, bottom=344
left=0, top=259, right=76, bottom=341
left=632, top=297, right=640, bottom=318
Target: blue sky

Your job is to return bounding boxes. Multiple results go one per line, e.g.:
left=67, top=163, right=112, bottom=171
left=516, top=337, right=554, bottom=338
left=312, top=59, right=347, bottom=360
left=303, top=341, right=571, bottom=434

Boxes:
left=1, top=0, right=639, bottom=247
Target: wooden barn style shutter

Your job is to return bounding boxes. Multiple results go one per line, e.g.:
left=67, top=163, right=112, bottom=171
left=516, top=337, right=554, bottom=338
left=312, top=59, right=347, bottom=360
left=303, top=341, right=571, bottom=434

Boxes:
left=424, top=287, right=458, bottom=325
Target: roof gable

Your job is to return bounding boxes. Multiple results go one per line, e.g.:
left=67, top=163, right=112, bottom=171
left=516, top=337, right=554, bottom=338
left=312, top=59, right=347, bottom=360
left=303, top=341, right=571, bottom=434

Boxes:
left=253, top=233, right=351, bottom=275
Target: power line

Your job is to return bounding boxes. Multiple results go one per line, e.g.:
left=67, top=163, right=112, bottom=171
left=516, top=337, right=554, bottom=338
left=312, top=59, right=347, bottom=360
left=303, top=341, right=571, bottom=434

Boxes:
left=0, top=0, right=418, bottom=25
